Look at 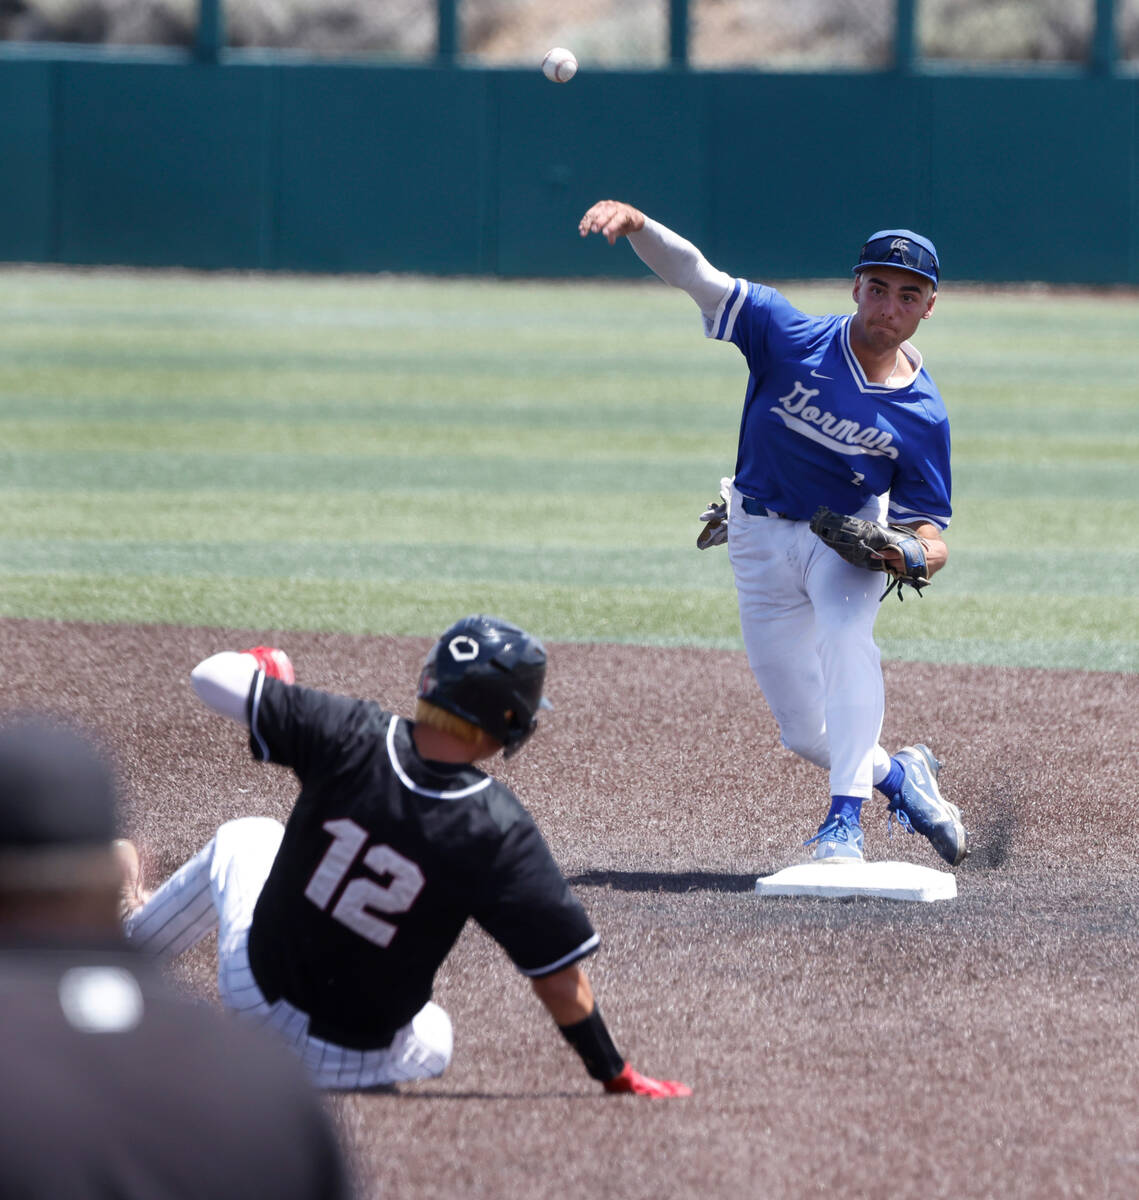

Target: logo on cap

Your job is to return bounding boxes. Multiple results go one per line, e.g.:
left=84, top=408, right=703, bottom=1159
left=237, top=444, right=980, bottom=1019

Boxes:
left=890, top=238, right=910, bottom=255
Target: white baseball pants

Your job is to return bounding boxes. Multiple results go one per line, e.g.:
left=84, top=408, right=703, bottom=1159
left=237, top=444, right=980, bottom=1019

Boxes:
left=124, top=816, right=452, bottom=1090
left=727, top=484, right=894, bottom=799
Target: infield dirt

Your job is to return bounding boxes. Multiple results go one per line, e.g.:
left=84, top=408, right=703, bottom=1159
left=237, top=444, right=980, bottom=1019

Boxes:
left=4, top=617, right=1136, bottom=1200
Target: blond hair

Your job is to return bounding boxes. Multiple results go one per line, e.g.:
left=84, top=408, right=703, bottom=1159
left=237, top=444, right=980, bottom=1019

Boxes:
left=413, top=699, right=483, bottom=745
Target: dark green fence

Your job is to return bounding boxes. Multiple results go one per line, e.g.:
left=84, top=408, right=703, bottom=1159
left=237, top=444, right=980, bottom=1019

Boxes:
left=0, top=38, right=1136, bottom=282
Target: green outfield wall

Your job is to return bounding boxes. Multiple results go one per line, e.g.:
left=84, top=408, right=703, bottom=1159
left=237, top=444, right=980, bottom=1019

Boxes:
left=1, top=48, right=1136, bottom=284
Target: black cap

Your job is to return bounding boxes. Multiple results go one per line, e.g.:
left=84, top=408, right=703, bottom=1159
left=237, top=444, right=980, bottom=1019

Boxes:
left=0, top=717, right=117, bottom=850
left=417, top=615, right=549, bottom=759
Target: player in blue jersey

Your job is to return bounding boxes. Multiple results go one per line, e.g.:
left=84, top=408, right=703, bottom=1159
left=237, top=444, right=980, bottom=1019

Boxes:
left=579, top=200, right=966, bottom=869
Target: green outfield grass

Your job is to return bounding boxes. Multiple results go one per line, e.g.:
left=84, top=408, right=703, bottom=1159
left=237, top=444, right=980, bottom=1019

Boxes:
left=0, top=268, right=1136, bottom=670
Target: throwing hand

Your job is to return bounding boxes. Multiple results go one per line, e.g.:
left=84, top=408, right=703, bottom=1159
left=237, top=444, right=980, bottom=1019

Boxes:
left=578, top=200, right=646, bottom=245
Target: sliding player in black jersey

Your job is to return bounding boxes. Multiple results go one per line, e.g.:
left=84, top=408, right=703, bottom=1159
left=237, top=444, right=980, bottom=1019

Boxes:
left=121, top=615, right=689, bottom=1097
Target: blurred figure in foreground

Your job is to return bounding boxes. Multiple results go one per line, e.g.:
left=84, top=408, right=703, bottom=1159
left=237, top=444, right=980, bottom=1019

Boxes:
left=0, top=715, right=352, bottom=1199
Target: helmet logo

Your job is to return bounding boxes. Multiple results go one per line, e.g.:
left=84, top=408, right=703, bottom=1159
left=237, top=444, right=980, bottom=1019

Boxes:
left=447, top=635, right=480, bottom=662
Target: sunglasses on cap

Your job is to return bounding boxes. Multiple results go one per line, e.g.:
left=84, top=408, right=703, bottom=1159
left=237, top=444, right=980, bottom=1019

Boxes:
left=854, top=233, right=939, bottom=287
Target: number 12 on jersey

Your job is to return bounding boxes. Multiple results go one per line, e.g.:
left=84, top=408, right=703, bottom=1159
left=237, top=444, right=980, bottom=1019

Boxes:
left=304, top=818, right=425, bottom=948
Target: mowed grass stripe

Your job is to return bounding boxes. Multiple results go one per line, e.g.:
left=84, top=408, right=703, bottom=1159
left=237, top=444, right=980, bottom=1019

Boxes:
left=950, top=461, right=1137, bottom=500
left=875, top=592, right=1139, bottom=667
left=876, top=635, right=1137, bottom=673
left=0, top=345, right=742, bottom=380
left=0, top=490, right=704, bottom=547
left=947, top=500, right=1139, bottom=548
left=3, top=391, right=1134, bottom=465
left=1, top=452, right=1134, bottom=506
left=0, top=422, right=729, bottom=461
left=0, top=573, right=737, bottom=646
left=2, top=538, right=1137, bottom=599
left=0, top=451, right=730, bottom=493
left=7, top=493, right=1138, bottom=554
left=953, top=435, right=1139, bottom=465
left=4, top=418, right=1136, bottom=466
left=0, top=540, right=737, bottom=591
left=1, top=573, right=1134, bottom=672
left=0, top=389, right=740, bottom=429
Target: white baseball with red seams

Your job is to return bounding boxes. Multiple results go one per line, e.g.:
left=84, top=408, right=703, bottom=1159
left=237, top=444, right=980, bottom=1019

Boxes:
left=542, top=47, right=578, bottom=83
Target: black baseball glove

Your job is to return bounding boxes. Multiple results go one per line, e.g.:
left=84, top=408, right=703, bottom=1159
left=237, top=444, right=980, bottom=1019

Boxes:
left=809, top=506, right=931, bottom=600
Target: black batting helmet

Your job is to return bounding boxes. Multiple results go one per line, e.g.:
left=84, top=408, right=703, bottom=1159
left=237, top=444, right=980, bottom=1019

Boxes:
left=416, top=615, right=549, bottom=759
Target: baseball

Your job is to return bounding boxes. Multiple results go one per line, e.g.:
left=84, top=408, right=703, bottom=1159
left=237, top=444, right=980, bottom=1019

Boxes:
left=541, top=47, right=578, bottom=83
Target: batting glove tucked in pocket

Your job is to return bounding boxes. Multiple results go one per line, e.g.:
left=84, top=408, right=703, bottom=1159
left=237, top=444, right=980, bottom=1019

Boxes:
left=696, top=476, right=733, bottom=550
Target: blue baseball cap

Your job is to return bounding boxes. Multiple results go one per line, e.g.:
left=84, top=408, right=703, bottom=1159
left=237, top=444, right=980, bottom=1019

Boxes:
left=853, top=229, right=939, bottom=287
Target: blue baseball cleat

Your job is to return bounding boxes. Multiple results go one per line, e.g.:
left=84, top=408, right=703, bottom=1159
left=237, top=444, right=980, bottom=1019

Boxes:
left=887, top=744, right=968, bottom=866
left=804, top=813, right=865, bottom=863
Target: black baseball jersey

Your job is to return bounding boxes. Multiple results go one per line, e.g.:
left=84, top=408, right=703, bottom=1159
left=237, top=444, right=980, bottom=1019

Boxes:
left=246, top=676, right=599, bottom=1050
left=0, top=938, right=351, bottom=1200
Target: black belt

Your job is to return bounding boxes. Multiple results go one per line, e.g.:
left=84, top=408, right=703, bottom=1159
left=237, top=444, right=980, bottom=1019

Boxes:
left=739, top=495, right=792, bottom=519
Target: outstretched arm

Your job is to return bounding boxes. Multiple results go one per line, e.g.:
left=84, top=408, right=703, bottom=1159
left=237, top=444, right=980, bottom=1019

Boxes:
left=190, top=647, right=295, bottom=724
left=531, top=964, right=691, bottom=1098
left=579, top=198, right=734, bottom=319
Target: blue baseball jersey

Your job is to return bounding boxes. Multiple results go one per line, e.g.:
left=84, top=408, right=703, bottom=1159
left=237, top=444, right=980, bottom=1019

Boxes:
left=708, top=281, right=952, bottom=528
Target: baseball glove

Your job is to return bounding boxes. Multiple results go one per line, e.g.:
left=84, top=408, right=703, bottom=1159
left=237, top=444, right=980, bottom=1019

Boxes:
left=808, top=506, right=931, bottom=600
left=697, top=476, right=733, bottom=549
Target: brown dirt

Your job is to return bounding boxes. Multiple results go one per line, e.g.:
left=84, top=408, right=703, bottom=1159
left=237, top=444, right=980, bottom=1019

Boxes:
left=4, top=616, right=1137, bottom=1200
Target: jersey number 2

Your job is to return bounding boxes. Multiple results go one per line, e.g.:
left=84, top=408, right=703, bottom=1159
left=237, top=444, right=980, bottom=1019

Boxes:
left=304, top=818, right=425, bottom=948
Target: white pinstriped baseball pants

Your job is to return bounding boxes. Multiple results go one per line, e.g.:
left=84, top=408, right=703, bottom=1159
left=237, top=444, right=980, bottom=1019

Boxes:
left=124, top=816, right=452, bottom=1090
left=727, top=484, right=894, bottom=800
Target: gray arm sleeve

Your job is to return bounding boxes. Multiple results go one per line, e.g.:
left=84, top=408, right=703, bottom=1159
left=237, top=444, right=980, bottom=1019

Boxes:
left=626, top=218, right=736, bottom=321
